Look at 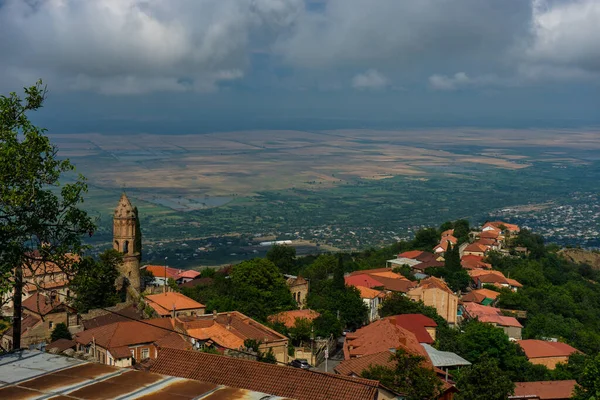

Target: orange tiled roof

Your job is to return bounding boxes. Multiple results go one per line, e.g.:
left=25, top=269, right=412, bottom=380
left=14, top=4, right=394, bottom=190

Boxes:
left=512, top=380, right=577, bottom=400
left=348, top=268, right=398, bottom=276
left=370, top=271, right=404, bottom=279
left=151, top=348, right=379, bottom=400
left=460, top=255, right=492, bottom=270
left=461, top=288, right=500, bottom=303
left=480, top=230, right=500, bottom=239
left=343, top=319, right=430, bottom=362
left=335, top=350, right=396, bottom=376
left=489, top=221, right=520, bottom=233
left=463, top=303, right=522, bottom=328
left=387, top=314, right=437, bottom=344
left=518, top=340, right=580, bottom=359
left=178, top=311, right=288, bottom=349
left=345, top=270, right=416, bottom=293
left=355, top=285, right=386, bottom=299
left=74, top=318, right=179, bottom=355
left=399, top=250, right=424, bottom=259
left=145, top=292, right=205, bottom=316
left=416, top=277, right=454, bottom=295
left=22, top=294, right=69, bottom=316
left=267, top=309, right=321, bottom=329
left=464, top=243, right=489, bottom=253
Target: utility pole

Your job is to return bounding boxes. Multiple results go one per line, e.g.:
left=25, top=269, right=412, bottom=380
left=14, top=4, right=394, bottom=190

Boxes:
left=325, top=345, right=329, bottom=373
left=12, top=264, right=23, bottom=349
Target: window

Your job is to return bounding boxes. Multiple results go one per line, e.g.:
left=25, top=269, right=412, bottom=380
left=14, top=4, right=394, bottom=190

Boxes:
left=123, top=240, right=129, bottom=254
left=141, top=348, right=149, bottom=359
left=49, top=321, right=53, bottom=329
left=130, top=349, right=135, bottom=359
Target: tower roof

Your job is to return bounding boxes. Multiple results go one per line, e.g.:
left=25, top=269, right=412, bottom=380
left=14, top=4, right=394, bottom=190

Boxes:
left=114, top=193, right=136, bottom=218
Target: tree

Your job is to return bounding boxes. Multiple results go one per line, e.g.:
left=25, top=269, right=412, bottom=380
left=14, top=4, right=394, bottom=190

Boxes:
left=573, top=354, right=600, bottom=400
left=0, top=81, right=95, bottom=348
left=140, top=268, right=155, bottom=289
left=50, top=322, right=72, bottom=342
left=455, top=356, right=514, bottom=400
left=332, top=254, right=346, bottom=291
left=288, top=317, right=312, bottom=345
left=411, top=228, right=439, bottom=250
left=266, top=244, right=297, bottom=274
left=230, top=258, right=296, bottom=321
left=361, top=349, right=442, bottom=400
left=313, top=311, right=342, bottom=338
left=259, top=348, right=278, bottom=364
left=70, top=249, right=122, bottom=313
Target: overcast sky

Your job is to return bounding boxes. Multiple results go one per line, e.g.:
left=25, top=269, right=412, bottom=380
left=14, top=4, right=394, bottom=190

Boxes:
left=1, top=0, right=599, bottom=133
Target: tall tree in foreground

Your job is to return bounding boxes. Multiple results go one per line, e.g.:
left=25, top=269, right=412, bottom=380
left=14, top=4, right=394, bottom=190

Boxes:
left=0, top=81, right=95, bottom=348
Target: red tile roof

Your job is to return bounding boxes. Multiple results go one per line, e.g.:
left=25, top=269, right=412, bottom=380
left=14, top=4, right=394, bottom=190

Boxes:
left=399, top=250, right=424, bottom=259
left=4, top=314, right=40, bottom=337
left=461, top=255, right=492, bottom=270
left=145, top=292, right=205, bottom=316
left=150, top=348, right=379, bottom=400
left=179, top=277, right=214, bottom=289
left=345, top=271, right=416, bottom=293
left=512, top=380, right=577, bottom=399
left=461, top=288, right=500, bottom=304
left=464, top=243, right=489, bottom=253
left=82, top=306, right=141, bottom=330
left=518, top=340, right=580, bottom=359
left=268, top=309, right=321, bottom=329
left=22, top=294, right=70, bottom=316
left=355, top=286, right=386, bottom=300
left=46, top=338, right=76, bottom=353
left=177, top=311, right=288, bottom=350
left=343, top=319, right=430, bottom=362
left=480, top=230, right=500, bottom=239
left=335, top=350, right=395, bottom=376
left=417, top=277, right=454, bottom=295
left=386, top=314, right=437, bottom=344
left=143, top=265, right=200, bottom=281
left=463, top=303, right=522, bottom=328
left=489, top=221, right=520, bottom=233
left=345, top=274, right=386, bottom=289
left=74, top=318, right=188, bottom=358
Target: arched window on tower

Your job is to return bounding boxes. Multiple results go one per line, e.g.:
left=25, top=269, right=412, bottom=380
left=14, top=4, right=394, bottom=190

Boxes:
left=123, top=240, right=129, bottom=254
left=114, top=240, right=120, bottom=251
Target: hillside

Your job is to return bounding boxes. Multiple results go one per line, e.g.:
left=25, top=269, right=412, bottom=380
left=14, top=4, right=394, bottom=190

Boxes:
left=559, top=248, right=600, bottom=270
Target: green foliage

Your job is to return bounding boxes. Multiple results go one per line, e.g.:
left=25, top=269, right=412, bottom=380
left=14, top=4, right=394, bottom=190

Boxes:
left=230, top=258, right=296, bottom=321
left=140, top=268, right=155, bottom=289
left=332, top=254, right=346, bottom=291
left=0, top=81, right=95, bottom=344
left=427, top=243, right=470, bottom=292
left=266, top=244, right=297, bottom=274
left=454, top=357, right=514, bottom=400
left=199, top=346, right=220, bottom=354
left=574, top=354, right=600, bottom=400
left=259, top=348, right=277, bottom=364
left=301, top=254, right=337, bottom=287
left=288, top=318, right=312, bottom=345
left=167, top=278, right=180, bottom=292
left=50, top=323, right=72, bottom=342
left=307, top=279, right=367, bottom=330
left=70, top=249, right=122, bottom=313
left=392, top=265, right=415, bottom=280
left=411, top=228, right=439, bottom=250
left=361, top=349, right=442, bottom=400
left=313, top=311, right=342, bottom=338
left=244, top=338, right=261, bottom=352
left=553, top=353, right=588, bottom=381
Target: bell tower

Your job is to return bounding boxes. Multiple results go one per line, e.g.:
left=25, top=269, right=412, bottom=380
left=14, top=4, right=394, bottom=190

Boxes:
left=113, top=193, right=141, bottom=292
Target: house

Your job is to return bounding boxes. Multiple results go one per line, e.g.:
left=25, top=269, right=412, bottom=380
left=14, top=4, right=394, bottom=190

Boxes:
left=335, top=349, right=459, bottom=400
left=461, top=288, right=500, bottom=305
left=82, top=305, right=141, bottom=330
left=462, top=243, right=489, bottom=257
left=174, top=310, right=290, bottom=364
left=385, top=314, right=438, bottom=344
left=0, top=349, right=290, bottom=399
left=144, top=292, right=206, bottom=318
left=461, top=254, right=492, bottom=270
left=285, top=274, right=309, bottom=309
left=0, top=294, right=79, bottom=351
left=355, top=286, right=386, bottom=322
left=407, top=277, right=459, bottom=326
left=46, top=338, right=76, bottom=354
left=268, top=309, right=321, bottom=329
left=391, top=251, right=444, bottom=273
left=518, top=340, right=580, bottom=370
left=150, top=347, right=379, bottom=400
left=468, top=269, right=522, bottom=291
left=74, top=317, right=190, bottom=367
left=486, top=221, right=520, bottom=235
left=510, top=380, right=578, bottom=400
left=343, top=318, right=429, bottom=360
left=461, top=302, right=522, bottom=339
left=345, top=268, right=417, bottom=293
left=141, top=265, right=201, bottom=285
left=178, top=277, right=214, bottom=289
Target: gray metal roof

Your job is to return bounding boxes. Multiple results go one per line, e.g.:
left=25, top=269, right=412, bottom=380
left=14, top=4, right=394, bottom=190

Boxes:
left=387, top=258, right=422, bottom=267
left=421, top=344, right=471, bottom=368
left=0, top=350, right=292, bottom=399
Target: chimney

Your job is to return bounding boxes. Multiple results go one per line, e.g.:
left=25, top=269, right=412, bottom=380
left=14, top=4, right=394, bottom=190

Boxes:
left=226, top=312, right=231, bottom=330
left=213, top=310, right=217, bottom=320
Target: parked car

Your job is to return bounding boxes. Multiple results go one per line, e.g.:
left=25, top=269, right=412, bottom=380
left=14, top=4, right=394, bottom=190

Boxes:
left=290, top=359, right=311, bottom=369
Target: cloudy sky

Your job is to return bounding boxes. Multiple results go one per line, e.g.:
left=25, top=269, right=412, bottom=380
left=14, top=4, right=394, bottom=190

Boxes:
left=0, top=0, right=599, bottom=133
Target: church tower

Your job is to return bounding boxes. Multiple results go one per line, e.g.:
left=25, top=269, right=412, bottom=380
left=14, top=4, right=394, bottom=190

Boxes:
left=113, top=193, right=141, bottom=292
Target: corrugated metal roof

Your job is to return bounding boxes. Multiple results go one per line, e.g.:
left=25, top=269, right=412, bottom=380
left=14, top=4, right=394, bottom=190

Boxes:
left=0, top=350, right=292, bottom=399
left=421, top=344, right=471, bottom=368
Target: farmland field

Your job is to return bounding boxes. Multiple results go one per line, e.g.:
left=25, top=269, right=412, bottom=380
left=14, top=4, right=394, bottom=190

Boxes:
left=54, top=128, right=600, bottom=267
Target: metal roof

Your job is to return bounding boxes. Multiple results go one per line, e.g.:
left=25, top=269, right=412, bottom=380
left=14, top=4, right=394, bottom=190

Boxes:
left=421, top=344, right=471, bottom=368
left=0, top=350, right=292, bottom=399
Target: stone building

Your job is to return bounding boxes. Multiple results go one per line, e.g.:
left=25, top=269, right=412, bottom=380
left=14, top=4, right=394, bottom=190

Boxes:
left=285, top=275, right=309, bottom=309
left=113, top=193, right=142, bottom=293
